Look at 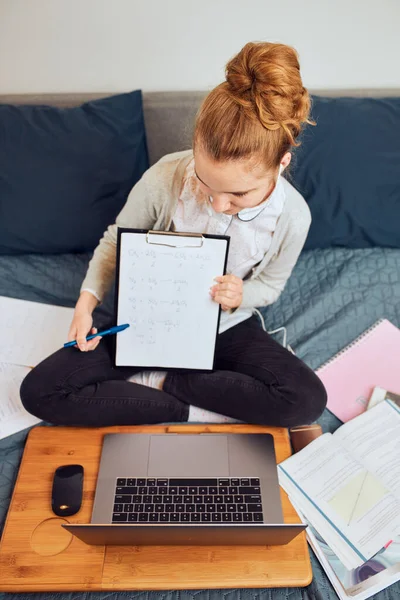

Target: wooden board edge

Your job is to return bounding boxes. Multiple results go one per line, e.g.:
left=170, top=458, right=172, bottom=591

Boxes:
left=0, top=426, right=44, bottom=553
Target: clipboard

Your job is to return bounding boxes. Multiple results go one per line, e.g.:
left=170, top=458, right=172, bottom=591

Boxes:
left=113, top=228, right=230, bottom=370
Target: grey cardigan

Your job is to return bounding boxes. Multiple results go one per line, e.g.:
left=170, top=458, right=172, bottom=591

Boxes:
left=81, top=150, right=311, bottom=309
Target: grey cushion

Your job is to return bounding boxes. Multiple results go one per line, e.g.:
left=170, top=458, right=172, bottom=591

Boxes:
left=142, top=91, right=206, bottom=164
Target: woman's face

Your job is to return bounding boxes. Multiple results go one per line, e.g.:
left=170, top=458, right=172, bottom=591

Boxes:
left=193, top=148, right=291, bottom=215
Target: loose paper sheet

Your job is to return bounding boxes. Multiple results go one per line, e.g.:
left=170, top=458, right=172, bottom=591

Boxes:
left=0, top=362, right=40, bottom=440
left=0, top=296, right=74, bottom=367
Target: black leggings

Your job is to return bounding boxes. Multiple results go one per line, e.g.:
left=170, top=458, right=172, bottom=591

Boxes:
left=20, top=316, right=327, bottom=428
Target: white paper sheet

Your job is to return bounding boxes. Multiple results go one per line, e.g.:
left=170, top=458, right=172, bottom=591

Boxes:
left=0, top=362, right=40, bottom=440
left=115, top=232, right=228, bottom=369
left=0, top=296, right=74, bottom=367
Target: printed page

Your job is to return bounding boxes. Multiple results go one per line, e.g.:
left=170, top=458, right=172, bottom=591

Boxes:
left=279, top=432, right=400, bottom=564
left=333, top=401, right=400, bottom=499
left=0, top=296, right=74, bottom=367
left=280, top=467, right=363, bottom=569
left=0, top=362, right=41, bottom=440
left=116, top=232, right=228, bottom=369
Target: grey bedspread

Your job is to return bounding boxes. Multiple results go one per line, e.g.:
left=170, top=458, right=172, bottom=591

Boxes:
left=1, top=246, right=399, bottom=600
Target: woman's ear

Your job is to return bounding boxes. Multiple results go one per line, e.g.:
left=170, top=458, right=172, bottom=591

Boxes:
left=280, top=152, right=292, bottom=172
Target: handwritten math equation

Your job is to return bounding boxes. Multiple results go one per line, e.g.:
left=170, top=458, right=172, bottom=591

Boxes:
left=120, top=246, right=214, bottom=346
left=128, top=248, right=211, bottom=270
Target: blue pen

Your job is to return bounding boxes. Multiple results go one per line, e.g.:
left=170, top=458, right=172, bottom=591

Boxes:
left=64, top=323, right=130, bottom=348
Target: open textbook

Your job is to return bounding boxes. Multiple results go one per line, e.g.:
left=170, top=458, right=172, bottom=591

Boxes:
left=279, top=401, right=400, bottom=570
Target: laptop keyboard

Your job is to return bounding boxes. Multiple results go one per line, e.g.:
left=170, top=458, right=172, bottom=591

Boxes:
left=112, top=477, right=263, bottom=524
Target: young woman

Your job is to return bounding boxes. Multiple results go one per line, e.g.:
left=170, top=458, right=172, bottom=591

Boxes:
left=20, top=41, right=327, bottom=427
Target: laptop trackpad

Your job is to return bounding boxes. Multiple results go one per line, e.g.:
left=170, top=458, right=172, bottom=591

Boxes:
left=148, top=435, right=229, bottom=476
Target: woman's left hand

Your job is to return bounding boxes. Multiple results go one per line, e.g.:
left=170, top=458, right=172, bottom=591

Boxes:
left=210, top=274, right=243, bottom=311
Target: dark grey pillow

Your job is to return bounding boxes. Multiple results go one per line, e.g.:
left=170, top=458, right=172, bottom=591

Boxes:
left=291, top=96, right=400, bottom=249
left=0, top=91, right=149, bottom=254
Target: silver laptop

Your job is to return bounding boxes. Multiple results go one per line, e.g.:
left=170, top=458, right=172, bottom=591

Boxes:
left=63, top=432, right=306, bottom=546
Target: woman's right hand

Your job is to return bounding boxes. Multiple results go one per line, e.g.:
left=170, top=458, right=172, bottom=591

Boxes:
left=68, top=290, right=101, bottom=352
left=68, top=311, right=101, bottom=352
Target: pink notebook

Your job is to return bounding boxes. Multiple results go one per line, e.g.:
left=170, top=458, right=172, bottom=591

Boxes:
left=316, top=319, right=400, bottom=422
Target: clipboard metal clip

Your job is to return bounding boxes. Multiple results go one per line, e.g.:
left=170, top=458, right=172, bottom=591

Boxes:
left=146, top=231, right=204, bottom=248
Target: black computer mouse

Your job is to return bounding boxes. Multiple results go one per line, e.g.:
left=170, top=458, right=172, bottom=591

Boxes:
left=51, top=464, right=84, bottom=517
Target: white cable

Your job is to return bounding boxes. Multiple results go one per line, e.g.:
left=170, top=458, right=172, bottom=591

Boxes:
left=252, top=309, right=295, bottom=354
left=267, top=326, right=287, bottom=349
left=252, top=308, right=266, bottom=331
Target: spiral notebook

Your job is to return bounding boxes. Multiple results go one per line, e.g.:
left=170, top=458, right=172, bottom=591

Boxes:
left=316, top=319, right=400, bottom=422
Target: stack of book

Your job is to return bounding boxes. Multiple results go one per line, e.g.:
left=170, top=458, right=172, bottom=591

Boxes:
left=279, top=319, right=400, bottom=600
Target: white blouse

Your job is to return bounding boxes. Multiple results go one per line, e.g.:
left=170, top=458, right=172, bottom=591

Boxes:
left=173, top=159, right=286, bottom=333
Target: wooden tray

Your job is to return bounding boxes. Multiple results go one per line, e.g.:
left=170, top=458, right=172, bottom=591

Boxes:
left=0, top=424, right=312, bottom=591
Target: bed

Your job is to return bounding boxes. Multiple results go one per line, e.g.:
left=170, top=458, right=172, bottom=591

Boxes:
left=0, top=89, right=399, bottom=600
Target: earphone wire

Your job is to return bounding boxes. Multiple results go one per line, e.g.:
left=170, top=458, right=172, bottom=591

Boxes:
left=252, top=308, right=295, bottom=355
